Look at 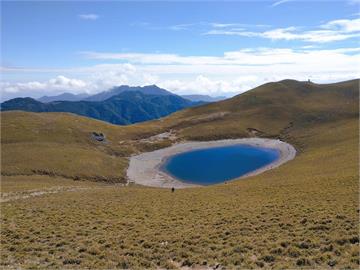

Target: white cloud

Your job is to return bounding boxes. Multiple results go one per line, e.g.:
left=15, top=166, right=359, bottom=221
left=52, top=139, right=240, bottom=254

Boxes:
left=81, top=47, right=360, bottom=67
left=204, top=18, right=360, bottom=43
left=168, top=23, right=195, bottom=31
left=1, top=47, right=359, bottom=99
left=132, top=21, right=271, bottom=33
left=1, top=76, right=88, bottom=95
left=271, top=0, right=293, bottom=7
left=158, top=75, right=260, bottom=96
left=211, top=23, right=240, bottom=28
left=48, top=75, right=87, bottom=89
left=159, top=76, right=233, bottom=95
left=210, top=23, right=270, bottom=29
left=321, top=18, right=360, bottom=32
left=81, top=51, right=225, bottom=65
left=348, top=0, right=360, bottom=4
left=79, top=14, right=99, bottom=20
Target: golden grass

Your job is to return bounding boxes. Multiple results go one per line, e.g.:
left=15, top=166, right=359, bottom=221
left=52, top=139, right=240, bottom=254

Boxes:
left=1, top=118, right=358, bottom=269
left=2, top=143, right=128, bottom=182
left=1, top=80, right=359, bottom=268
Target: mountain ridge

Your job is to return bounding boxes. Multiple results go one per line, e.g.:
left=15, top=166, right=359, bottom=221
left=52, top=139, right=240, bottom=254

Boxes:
left=34, top=85, right=228, bottom=103
left=1, top=90, right=201, bottom=125
left=38, top=92, right=90, bottom=103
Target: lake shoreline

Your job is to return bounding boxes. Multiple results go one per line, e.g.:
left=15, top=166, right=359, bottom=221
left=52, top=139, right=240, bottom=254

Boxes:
left=127, top=138, right=297, bottom=188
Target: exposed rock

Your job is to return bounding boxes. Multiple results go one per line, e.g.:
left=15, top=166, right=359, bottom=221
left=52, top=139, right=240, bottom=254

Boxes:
left=247, top=127, right=264, bottom=136
left=139, top=130, right=177, bottom=143
left=92, top=132, right=105, bottom=142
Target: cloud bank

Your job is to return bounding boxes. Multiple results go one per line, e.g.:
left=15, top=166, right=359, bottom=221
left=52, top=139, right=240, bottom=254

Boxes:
left=2, top=46, right=359, bottom=100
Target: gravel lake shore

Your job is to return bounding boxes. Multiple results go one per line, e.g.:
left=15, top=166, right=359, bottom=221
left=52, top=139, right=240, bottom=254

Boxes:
left=127, top=138, right=297, bottom=188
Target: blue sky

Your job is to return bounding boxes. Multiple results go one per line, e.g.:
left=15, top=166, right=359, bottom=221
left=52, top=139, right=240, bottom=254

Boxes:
left=1, top=1, right=360, bottom=100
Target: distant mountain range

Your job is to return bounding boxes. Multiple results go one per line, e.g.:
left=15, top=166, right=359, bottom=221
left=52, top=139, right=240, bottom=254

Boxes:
left=35, top=85, right=226, bottom=103
left=1, top=88, right=203, bottom=125
left=181, top=95, right=226, bottom=102
left=38, top=93, right=90, bottom=103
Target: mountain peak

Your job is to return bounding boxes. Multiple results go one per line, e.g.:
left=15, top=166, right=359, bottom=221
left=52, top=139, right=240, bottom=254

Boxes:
left=85, top=84, right=174, bottom=102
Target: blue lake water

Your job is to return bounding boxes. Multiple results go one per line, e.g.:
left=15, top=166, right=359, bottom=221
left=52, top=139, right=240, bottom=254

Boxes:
left=162, top=144, right=280, bottom=185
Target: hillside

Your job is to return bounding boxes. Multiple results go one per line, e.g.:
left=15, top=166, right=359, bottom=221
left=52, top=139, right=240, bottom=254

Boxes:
left=161, top=79, right=358, bottom=141
left=1, top=91, right=197, bottom=125
left=1, top=79, right=359, bottom=268
left=1, top=79, right=358, bottom=182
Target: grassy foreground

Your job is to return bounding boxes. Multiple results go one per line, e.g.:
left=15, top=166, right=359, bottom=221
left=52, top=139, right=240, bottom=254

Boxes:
left=1, top=80, right=359, bottom=268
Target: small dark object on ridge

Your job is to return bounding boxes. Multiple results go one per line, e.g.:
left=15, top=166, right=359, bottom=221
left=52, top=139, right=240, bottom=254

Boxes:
left=171, top=187, right=175, bottom=192
left=92, top=132, right=105, bottom=142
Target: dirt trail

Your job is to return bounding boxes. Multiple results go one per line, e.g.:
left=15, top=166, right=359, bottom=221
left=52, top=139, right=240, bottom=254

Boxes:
left=1, top=186, right=91, bottom=202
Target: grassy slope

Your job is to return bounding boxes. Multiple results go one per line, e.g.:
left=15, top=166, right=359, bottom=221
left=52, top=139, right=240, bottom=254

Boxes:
left=2, top=80, right=357, bottom=181
left=1, top=79, right=359, bottom=268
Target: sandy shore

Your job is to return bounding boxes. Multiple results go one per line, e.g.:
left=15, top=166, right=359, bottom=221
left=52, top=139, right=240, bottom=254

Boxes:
left=127, top=138, right=296, bottom=188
